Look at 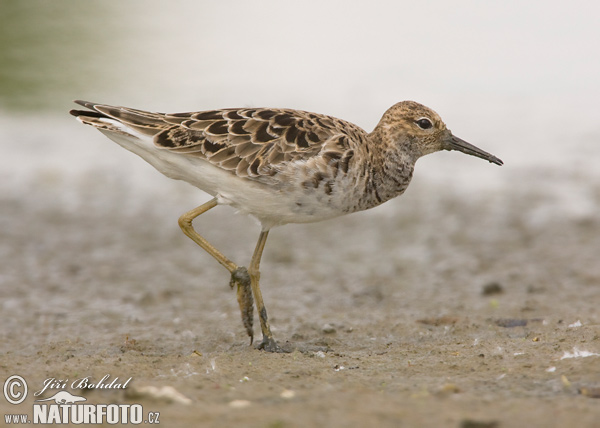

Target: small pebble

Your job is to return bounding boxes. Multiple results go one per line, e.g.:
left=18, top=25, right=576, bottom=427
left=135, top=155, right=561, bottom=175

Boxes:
left=280, top=389, right=296, bottom=399
left=322, top=323, right=336, bottom=334
left=127, top=385, right=192, bottom=405
left=437, top=383, right=460, bottom=396
left=482, top=282, right=503, bottom=296
left=229, top=400, right=251, bottom=409
left=495, top=318, right=527, bottom=328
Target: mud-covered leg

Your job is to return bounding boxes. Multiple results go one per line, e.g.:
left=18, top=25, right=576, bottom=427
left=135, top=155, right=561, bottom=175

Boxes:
left=248, top=230, right=285, bottom=352
left=178, top=198, right=254, bottom=342
left=229, top=267, right=254, bottom=343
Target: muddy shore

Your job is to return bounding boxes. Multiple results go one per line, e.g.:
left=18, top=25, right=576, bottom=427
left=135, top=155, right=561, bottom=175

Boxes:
left=1, top=162, right=599, bottom=427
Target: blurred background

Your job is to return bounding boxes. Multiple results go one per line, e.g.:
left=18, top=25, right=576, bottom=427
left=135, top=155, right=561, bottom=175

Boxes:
left=1, top=0, right=599, bottom=344
left=1, top=1, right=599, bottom=215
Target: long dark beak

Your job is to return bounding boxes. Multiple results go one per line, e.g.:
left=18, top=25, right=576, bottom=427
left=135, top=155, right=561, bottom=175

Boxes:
left=443, top=133, right=503, bottom=166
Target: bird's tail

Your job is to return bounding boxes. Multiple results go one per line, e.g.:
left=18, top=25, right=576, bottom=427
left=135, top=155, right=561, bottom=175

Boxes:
left=70, top=100, right=169, bottom=138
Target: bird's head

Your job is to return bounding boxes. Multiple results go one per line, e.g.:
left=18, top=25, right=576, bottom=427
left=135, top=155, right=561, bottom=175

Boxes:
left=377, top=101, right=503, bottom=166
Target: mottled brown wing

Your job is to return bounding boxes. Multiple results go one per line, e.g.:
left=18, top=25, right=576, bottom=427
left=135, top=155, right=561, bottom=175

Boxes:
left=154, top=108, right=363, bottom=179
left=71, top=101, right=364, bottom=180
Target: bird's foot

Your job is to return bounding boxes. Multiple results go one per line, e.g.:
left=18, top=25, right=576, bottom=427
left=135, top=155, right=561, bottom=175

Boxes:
left=230, top=267, right=254, bottom=343
left=255, top=336, right=289, bottom=353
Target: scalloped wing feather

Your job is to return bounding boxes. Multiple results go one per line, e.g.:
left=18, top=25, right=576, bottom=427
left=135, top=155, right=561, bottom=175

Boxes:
left=155, top=108, right=364, bottom=179
left=71, top=101, right=365, bottom=181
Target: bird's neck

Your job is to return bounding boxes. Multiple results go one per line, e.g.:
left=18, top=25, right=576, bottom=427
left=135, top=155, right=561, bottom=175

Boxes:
left=363, top=129, right=416, bottom=206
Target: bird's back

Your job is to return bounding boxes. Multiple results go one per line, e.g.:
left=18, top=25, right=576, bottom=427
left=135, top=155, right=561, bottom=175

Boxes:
left=71, top=101, right=373, bottom=228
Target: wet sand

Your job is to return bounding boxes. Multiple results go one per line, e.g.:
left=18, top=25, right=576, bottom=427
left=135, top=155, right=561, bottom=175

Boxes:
left=1, top=162, right=599, bottom=427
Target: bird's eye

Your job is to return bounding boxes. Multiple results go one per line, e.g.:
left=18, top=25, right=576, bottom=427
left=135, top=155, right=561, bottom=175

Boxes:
left=416, top=118, right=433, bottom=130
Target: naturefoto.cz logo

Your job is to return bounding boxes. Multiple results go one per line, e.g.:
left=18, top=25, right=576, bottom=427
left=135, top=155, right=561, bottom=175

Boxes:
left=3, top=374, right=160, bottom=425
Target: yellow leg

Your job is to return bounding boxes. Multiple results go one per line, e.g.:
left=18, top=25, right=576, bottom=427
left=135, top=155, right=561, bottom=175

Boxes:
left=178, top=198, right=237, bottom=273
left=178, top=198, right=254, bottom=342
left=248, top=230, right=284, bottom=352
